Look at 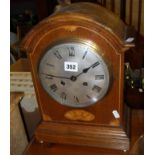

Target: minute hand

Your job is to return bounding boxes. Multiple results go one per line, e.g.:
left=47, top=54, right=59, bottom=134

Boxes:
left=41, top=73, right=70, bottom=79
left=76, top=61, right=100, bottom=78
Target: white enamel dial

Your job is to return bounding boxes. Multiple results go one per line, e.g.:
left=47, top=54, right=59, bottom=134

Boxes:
left=38, top=41, right=110, bottom=107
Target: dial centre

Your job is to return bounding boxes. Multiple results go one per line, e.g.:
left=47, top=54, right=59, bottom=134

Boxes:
left=70, top=76, right=77, bottom=81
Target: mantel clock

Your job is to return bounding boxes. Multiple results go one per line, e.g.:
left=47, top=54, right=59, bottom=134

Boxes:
left=21, top=2, right=134, bottom=150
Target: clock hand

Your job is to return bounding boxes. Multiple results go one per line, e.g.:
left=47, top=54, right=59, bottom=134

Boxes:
left=76, top=61, right=100, bottom=78
left=42, top=61, right=100, bottom=81
left=41, top=73, right=70, bottom=79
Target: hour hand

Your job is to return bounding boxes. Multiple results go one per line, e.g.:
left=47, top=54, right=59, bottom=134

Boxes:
left=76, top=61, right=100, bottom=77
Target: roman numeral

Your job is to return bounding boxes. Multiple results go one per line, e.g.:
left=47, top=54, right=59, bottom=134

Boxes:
left=61, top=92, right=67, bottom=100
left=46, top=63, right=54, bottom=67
left=50, top=84, right=57, bottom=92
left=54, top=50, right=62, bottom=60
left=68, top=47, right=75, bottom=56
left=95, top=75, right=104, bottom=80
left=86, top=95, right=91, bottom=99
left=92, top=85, right=102, bottom=93
left=92, top=61, right=100, bottom=68
left=82, top=51, right=88, bottom=59
left=74, top=96, right=79, bottom=103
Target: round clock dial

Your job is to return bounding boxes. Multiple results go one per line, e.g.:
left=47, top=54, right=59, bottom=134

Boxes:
left=38, top=41, right=110, bottom=107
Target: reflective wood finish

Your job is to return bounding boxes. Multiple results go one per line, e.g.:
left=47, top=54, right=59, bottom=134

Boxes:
left=21, top=2, right=134, bottom=150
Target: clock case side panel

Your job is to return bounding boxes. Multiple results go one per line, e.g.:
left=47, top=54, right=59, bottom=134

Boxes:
left=21, top=3, right=133, bottom=150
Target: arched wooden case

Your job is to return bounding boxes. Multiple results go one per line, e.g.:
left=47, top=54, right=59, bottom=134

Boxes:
left=21, top=2, right=134, bottom=150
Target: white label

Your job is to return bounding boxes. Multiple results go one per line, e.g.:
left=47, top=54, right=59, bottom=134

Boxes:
left=112, top=110, right=120, bottom=119
left=125, top=37, right=134, bottom=43
left=64, top=62, right=78, bottom=72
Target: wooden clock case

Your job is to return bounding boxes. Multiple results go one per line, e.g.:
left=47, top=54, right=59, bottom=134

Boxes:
left=21, top=2, right=134, bottom=150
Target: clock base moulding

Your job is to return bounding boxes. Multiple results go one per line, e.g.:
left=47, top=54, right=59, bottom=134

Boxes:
left=35, top=104, right=131, bottom=150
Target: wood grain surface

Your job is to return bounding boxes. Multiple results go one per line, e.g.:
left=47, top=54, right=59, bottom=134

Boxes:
left=23, top=109, right=144, bottom=155
left=21, top=2, right=134, bottom=150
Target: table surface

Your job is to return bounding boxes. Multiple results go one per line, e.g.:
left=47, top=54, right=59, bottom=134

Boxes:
left=11, top=92, right=28, bottom=155
left=10, top=92, right=24, bottom=112
left=11, top=59, right=144, bottom=155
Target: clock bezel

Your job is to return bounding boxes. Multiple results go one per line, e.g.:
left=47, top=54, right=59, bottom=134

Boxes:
left=37, top=39, right=111, bottom=108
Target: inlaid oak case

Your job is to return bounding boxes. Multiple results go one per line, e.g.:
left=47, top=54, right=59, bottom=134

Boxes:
left=21, top=2, right=134, bottom=150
